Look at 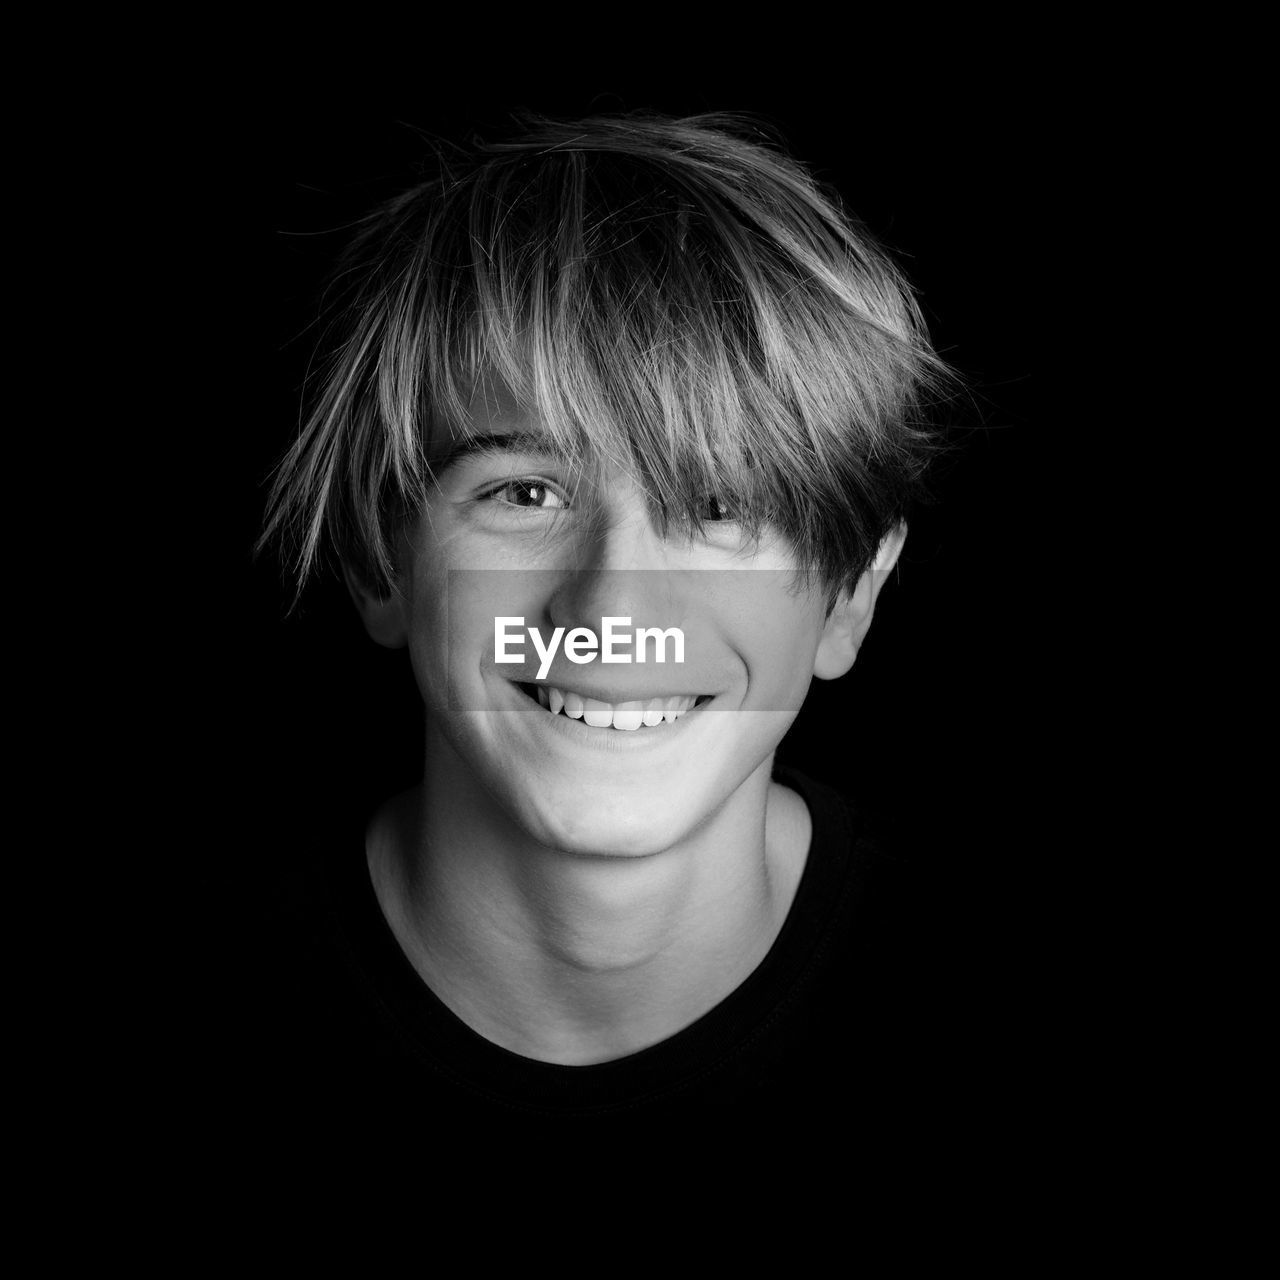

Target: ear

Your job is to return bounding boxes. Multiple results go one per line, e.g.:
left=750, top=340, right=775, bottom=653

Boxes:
left=341, top=561, right=410, bottom=649
left=813, top=524, right=907, bottom=680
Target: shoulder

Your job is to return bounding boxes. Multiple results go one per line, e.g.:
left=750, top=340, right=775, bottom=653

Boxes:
left=772, top=761, right=931, bottom=968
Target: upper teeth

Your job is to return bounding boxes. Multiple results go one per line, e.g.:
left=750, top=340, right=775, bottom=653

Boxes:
left=535, top=685, right=698, bottom=730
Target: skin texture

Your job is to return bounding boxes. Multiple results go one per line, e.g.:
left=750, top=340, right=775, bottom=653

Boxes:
left=346, top=382, right=904, bottom=1064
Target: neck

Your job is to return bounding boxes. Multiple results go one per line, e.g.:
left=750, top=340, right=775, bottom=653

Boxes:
left=366, top=730, right=811, bottom=1065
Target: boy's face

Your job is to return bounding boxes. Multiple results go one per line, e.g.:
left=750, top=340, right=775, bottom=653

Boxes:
left=355, top=384, right=883, bottom=858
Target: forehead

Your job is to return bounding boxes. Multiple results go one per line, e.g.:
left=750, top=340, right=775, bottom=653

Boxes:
left=434, top=376, right=560, bottom=454
left=434, top=388, right=550, bottom=466
left=431, top=375, right=622, bottom=483
left=458, top=377, right=528, bottom=435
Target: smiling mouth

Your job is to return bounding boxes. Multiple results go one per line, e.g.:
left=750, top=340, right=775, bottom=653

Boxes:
left=517, top=682, right=711, bottom=731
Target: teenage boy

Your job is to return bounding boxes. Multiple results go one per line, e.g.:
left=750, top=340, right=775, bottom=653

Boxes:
left=257, top=113, right=953, bottom=1131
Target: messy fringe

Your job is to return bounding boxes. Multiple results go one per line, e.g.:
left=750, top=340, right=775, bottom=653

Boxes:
left=260, top=113, right=954, bottom=603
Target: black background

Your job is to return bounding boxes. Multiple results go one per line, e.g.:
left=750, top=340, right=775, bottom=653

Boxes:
left=170, top=68, right=1044, bottom=998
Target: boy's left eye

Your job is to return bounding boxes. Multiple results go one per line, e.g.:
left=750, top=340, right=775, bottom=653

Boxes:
left=698, top=494, right=740, bottom=522
left=484, top=479, right=568, bottom=510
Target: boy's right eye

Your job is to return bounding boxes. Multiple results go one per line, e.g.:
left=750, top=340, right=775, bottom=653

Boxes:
left=482, top=479, right=569, bottom=510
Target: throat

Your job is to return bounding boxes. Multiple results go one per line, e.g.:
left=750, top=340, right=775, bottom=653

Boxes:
left=387, top=736, right=799, bottom=1064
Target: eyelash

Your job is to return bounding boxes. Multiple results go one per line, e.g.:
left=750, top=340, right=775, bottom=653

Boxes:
left=477, top=477, right=741, bottom=530
left=480, top=478, right=570, bottom=510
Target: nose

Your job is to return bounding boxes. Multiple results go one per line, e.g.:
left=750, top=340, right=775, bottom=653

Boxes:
left=546, top=483, right=684, bottom=638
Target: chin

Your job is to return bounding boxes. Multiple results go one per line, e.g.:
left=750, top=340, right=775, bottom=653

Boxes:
left=512, top=785, right=700, bottom=859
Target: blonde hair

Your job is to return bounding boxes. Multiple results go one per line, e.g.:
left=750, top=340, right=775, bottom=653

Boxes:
left=261, top=113, right=952, bottom=600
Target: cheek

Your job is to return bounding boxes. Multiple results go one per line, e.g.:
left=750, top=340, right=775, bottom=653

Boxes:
left=730, top=599, right=826, bottom=710
left=406, top=569, right=550, bottom=714
left=687, top=568, right=828, bottom=705
left=402, top=572, right=462, bottom=714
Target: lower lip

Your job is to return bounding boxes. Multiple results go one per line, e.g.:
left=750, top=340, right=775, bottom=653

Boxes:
left=508, top=682, right=711, bottom=749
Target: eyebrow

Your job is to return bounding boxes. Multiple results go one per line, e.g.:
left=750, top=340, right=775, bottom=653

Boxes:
left=431, top=431, right=560, bottom=475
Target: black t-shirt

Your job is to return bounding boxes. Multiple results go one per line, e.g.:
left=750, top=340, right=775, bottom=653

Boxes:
left=200, top=766, right=969, bottom=1145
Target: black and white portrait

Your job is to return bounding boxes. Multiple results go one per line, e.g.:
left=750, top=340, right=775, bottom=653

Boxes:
left=173, top=69, right=1039, bottom=1164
